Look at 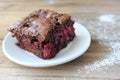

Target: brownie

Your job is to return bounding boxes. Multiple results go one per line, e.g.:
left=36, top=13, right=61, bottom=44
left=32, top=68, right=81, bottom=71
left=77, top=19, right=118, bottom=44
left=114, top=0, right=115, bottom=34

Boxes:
left=8, top=9, right=75, bottom=59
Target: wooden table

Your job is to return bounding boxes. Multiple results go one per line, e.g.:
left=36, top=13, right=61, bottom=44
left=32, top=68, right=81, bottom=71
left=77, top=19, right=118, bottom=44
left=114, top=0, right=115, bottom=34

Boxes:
left=0, top=0, right=120, bottom=79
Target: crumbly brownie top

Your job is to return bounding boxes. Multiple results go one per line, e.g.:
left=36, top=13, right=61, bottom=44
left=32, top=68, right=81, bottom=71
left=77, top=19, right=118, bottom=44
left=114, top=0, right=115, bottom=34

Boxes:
left=8, top=9, right=71, bottom=42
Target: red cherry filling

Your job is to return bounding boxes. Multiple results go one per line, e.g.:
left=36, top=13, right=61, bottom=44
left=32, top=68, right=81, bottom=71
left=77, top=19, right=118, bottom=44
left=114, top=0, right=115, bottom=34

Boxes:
left=16, top=24, right=75, bottom=59
left=43, top=42, right=51, bottom=59
left=31, top=42, right=39, bottom=48
left=67, top=27, right=74, bottom=32
left=42, top=25, right=75, bottom=59
left=63, top=28, right=69, bottom=34
left=21, top=39, right=31, bottom=45
left=66, top=37, right=71, bottom=41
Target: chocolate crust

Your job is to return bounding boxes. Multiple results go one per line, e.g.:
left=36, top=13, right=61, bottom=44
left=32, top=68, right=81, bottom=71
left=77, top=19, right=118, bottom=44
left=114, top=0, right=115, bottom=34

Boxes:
left=8, top=9, right=71, bottom=42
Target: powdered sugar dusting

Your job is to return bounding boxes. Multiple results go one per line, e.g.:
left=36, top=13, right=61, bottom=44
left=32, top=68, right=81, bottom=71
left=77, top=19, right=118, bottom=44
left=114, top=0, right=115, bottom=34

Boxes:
left=85, top=41, right=120, bottom=73
left=82, top=14, right=120, bottom=73
left=98, top=14, right=116, bottom=24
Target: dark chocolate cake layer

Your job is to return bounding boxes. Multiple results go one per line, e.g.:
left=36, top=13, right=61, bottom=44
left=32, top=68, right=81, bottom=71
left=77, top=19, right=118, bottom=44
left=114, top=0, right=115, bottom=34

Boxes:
left=8, top=9, right=75, bottom=59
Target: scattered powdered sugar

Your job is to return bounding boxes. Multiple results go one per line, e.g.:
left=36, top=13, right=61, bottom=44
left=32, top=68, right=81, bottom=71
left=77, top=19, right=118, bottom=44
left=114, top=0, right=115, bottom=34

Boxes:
left=98, top=14, right=117, bottom=24
left=82, top=14, right=120, bottom=73
left=84, top=41, right=120, bottom=73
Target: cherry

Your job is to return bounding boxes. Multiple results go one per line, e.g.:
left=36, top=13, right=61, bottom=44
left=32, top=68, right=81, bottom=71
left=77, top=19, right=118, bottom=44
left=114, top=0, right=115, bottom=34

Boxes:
left=31, top=41, right=39, bottom=48
left=43, top=43, right=51, bottom=59
left=22, top=39, right=30, bottom=45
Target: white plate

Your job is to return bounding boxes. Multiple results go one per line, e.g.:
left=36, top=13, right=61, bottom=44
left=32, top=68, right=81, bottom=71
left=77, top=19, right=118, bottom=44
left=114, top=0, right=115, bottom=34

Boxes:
left=2, top=22, right=91, bottom=67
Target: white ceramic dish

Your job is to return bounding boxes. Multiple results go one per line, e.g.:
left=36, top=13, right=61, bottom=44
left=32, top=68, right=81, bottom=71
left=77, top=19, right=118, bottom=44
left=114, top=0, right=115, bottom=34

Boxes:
left=2, top=22, right=91, bottom=67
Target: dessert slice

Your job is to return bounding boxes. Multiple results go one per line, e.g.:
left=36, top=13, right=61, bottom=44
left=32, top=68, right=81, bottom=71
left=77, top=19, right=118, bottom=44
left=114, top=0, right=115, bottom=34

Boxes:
left=8, top=9, right=75, bottom=59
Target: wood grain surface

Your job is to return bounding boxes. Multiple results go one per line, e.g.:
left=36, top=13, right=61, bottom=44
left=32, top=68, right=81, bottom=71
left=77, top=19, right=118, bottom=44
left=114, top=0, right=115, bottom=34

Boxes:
left=0, top=0, right=120, bottom=80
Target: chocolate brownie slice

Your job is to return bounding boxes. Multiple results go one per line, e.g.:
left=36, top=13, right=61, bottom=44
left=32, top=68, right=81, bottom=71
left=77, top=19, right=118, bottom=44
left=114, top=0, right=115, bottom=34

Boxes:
left=8, top=9, right=75, bottom=59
